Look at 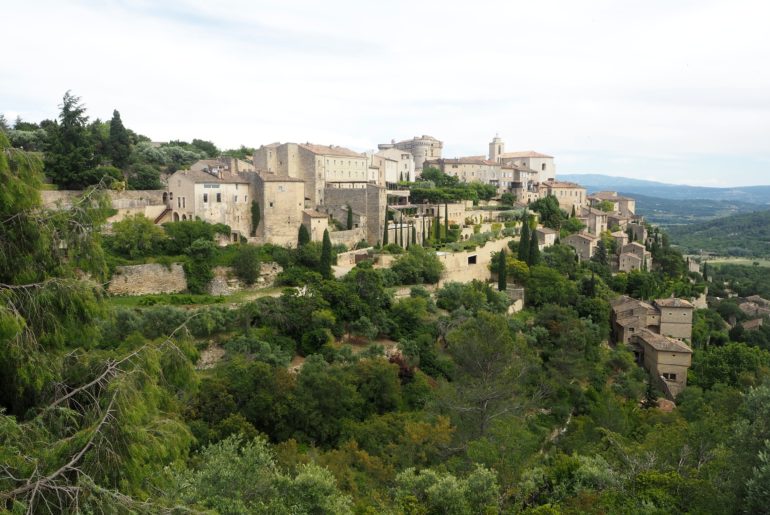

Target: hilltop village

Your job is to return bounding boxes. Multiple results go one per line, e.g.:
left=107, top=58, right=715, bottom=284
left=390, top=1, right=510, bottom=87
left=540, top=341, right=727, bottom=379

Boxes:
left=6, top=108, right=770, bottom=513
left=40, top=133, right=698, bottom=399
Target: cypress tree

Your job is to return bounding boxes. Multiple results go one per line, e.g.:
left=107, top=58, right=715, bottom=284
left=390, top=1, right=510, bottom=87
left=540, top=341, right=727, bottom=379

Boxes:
left=412, top=224, right=417, bottom=245
left=400, top=215, right=405, bottom=248
left=444, top=202, right=449, bottom=240
left=528, top=229, right=540, bottom=266
left=320, top=229, right=332, bottom=279
left=108, top=109, right=131, bottom=169
left=298, top=224, right=310, bottom=247
left=434, top=214, right=441, bottom=241
left=570, top=204, right=576, bottom=218
left=498, top=249, right=507, bottom=291
left=518, top=217, right=530, bottom=262
left=346, top=205, right=353, bottom=230
left=250, top=200, right=260, bottom=236
left=382, top=219, right=389, bottom=245
left=422, top=217, right=426, bottom=246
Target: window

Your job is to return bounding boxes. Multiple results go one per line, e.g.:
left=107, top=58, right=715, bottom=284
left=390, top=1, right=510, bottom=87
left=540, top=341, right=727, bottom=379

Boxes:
left=542, top=163, right=546, bottom=171
left=662, top=372, right=677, bottom=381
left=269, top=202, right=274, bottom=207
left=203, top=193, right=208, bottom=203
left=244, top=195, right=248, bottom=203
left=234, top=195, right=238, bottom=203
left=216, top=193, right=222, bottom=202
left=467, top=255, right=477, bottom=265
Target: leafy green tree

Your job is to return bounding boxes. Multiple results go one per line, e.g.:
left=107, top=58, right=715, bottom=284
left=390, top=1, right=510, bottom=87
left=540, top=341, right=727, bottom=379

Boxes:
left=530, top=195, right=566, bottom=230
left=108, top=109, right=131, bottom=168
left=108, top=213, right=167, bottom=258
left=501, top=192, right=516, bottom=206
left=232, top=244, right=261, bottom=285
left=127, top=163, right=162, bottom=189
left=320, top=229, right=333, bottom=279
left=163, top=220, right=230, bottom=255
left=498, top=248, right=507, bottom=291
left=191, top=138, right=219, bottom=157
left=526, top=265, right=578, bottom=307
left=391, top=246, right=444, bottom=284
left=185, top=238, right=216, bottom=293
left=596, top=200, right=615, bottom=212
left=439, top=311, right=533, bottom=438
left=518, top=217, right=531, bottom=262
left=44, top=91, right=100, bottom=188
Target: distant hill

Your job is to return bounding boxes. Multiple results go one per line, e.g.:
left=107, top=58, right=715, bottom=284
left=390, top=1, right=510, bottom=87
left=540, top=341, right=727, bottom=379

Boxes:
left=559, top=173, right=770, bottom=205
left=667, top=209, right=770, bottom=256
left=630, top=193, right=764, bottom=227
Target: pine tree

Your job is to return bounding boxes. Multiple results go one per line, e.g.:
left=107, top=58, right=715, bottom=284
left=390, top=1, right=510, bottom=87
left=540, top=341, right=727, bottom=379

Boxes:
left=298, top=224, right=310, bottom=246
left=108, top=109, right=131, bottom=169
left=44, top=91, right=98, bottom=188
left=320, top=229, right=332, bottom=279
left=518, top=217, right=530, bottom=262
left=497, top=249, right=507, bottom=291
left=528, top=229, right=540, bottom=266
left=346, top=205, right=353, bottom=230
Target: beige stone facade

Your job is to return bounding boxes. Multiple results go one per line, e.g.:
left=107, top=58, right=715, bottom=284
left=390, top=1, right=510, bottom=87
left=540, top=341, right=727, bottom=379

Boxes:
left=379, top=135, right=443, bottom=171
left=373, top=147, right=415, bottom=186
left=166, top=169, right=254, bottom=240
left=563, top=232, right=598, bottom=262
left=108, top=263, right=187, bottom=295
left=254, top=142, right=369, bottom=205
left=302, top=209, right=329, bottom=242
left=323, top=184, right=387, bottom=245
left=254, top=174, right=306, bottom=247
left=632, top=329, right=692, bottom=398
left=611, top=295, right=694, bottom=345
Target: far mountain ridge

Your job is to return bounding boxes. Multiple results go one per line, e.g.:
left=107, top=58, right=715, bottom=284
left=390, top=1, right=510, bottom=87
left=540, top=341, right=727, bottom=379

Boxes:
left=559, top=173, right=770, bottom=204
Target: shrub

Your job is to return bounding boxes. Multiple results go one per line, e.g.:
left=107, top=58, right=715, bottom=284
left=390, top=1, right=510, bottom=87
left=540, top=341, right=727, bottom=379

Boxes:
left=231, top=245, right=261, bottom=285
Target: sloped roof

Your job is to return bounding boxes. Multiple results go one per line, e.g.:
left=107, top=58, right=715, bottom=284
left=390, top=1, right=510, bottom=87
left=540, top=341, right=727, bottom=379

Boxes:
left=500, top=150, right=553, bottom=158
left=174, top=169, right=250, bottom=184
left=299, top=143, right=364, bottom=158
left=635, top=329, right=692, bottom=353
left=655, top=297, right=694, bottom=309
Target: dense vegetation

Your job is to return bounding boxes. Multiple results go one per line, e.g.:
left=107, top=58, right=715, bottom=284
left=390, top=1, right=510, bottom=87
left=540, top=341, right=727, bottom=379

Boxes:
left=669, top=209, right=770, bottom=256
left=3, top=133, right=770, bottom=513
left=0, top=91, right=251, bottom=191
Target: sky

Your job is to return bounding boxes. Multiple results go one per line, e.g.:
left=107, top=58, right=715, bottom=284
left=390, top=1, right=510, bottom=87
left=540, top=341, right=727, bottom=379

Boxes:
left=3, top=0, right=770, bottom=186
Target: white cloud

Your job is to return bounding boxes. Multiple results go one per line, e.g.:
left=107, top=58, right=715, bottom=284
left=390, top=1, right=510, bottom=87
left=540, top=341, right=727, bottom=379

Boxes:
left=3, top=0, right=770, bottom=186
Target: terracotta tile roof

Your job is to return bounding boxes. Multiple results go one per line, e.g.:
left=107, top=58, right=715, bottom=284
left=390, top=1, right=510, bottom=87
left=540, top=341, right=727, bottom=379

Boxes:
left=536, top=227, right=558, bottom=234
left=258, top=173, right=305, bottom=183
left=742, top=318, right=764, bottom=331
left=543, top=180, right=584, bottom=189
left=500, top=150, right=554, bottom=159
left=299, top=143, right=364, bottom=158
left=175, top=169, right=250, bottom=184
left=655, top=297, right=694, bottom=309
left=430, top=156, right=498, bottom=166
left=635, top=329, right=692, bottom=353
left=566, top=232, right=599, bottom=241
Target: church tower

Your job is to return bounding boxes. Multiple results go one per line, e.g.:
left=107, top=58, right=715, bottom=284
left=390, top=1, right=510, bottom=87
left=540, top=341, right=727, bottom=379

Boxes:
left=489, top=134, right=504, bottom=162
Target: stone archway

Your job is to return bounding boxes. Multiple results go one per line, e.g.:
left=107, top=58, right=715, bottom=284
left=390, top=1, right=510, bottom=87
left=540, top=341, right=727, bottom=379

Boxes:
left=162, top=192, right=168, bottom=204
left=181, top=214, right=187, bottom=221
left=173, top=212, right=180, bottom=222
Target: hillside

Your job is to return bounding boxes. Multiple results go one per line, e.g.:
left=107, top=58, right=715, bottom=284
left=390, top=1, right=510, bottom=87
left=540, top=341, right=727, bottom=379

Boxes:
left=668, top=209, right=770, bottom=256
left=630, top=193, right=764, bottom=226
left=560, top=173, right=770, bottom=204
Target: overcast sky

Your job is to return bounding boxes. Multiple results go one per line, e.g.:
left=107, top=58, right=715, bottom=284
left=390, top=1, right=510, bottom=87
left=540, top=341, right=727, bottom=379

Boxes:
left=3, top=0, right=770, bottom=186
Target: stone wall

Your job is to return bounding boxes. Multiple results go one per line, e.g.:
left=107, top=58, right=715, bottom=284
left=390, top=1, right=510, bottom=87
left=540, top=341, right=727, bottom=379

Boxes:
left=436, top=237, right=514, bottom=285
left=41, top=190, right=165, bottom=209
left=324, top=184, right=386, bottom=245
left=108, top=261, right=282, bottom=296
left=329, top=228, right=367, bottom=248
left=108, top=263, right=187, bottom=295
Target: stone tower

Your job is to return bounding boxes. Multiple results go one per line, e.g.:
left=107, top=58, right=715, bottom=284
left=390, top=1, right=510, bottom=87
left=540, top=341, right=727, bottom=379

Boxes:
left=489, top=134, right=504, bottom=162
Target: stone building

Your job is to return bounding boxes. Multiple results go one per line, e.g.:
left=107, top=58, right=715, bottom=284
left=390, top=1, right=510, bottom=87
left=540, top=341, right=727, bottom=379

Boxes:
left=378, top=135, right=443, bottom=171
left=578, top=206, right=609, bottom=235
left=302, top=209, right=329, bottom=242
left=588, top=191, right=636, bottom=217
left=618, top=242, right=652, bottom=272
left=424, top=156, right=516, bottom=193
left=631, top=329, right=692, bottom=398
left=563, top=232, right=598, bottom=262
left=254, top=142, right=369, bottom=205
left=324, top=184, right=387, bottom=245
left=166, top=168, right=254, bottom=241
left=611, top=295, right=694, bottom=345
left=190, top=157, right=255, bottom=175
left=253, top=174, right=306, bottom=247
left=535, top=227, right=558, bottom=250
left=486, top=136, right=556, bottom=183
left=372, top=147, right=415, bottom=187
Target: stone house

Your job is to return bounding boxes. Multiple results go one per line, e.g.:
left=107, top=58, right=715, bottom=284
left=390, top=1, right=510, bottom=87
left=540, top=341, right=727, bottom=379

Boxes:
left=618, top=242, right=652, bottom=271
left=611, top=295, right=694, bottom=345
left=378, top=135, right=443, bottom=171
left=539, top=180, right=586, bottom=213
left=578, top=206, right=609, bottom=236
left=372, top=147, right=415, bottom=186
left=631, top=329, right=692, bottom=398
left=535, top=227, right=557, bottom=250
left=254, top=174, right=306, bottom=247
left=563, top=232, right=598, bottom=262
left=166, top=168, right=254, bottom=241
left=488, top=138, right=556, bottom=184
left=302, top=209, right=329, bottom=242
left=254, top=142, right=369, bottom=206
left=588, top=191, right=636, bottom=217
